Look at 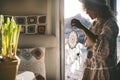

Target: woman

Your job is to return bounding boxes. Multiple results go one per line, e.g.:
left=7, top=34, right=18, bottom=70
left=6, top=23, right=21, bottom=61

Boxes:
left=71, top=0, right=119, bottom=80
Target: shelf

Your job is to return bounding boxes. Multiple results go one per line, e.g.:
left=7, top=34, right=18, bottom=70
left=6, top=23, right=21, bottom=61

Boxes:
left=18, top=34, right=57, bottom=48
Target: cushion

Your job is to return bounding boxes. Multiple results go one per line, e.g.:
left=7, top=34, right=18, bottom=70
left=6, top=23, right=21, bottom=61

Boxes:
left=17, top=47, right=46, bottom=80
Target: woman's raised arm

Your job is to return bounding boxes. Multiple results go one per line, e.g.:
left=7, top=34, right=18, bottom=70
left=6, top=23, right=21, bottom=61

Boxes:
left=71, top=18, right=98, bottom=45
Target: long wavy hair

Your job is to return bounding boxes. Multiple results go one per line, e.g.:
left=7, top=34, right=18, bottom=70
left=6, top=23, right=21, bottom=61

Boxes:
left=80, top=0, right=114, bottom=21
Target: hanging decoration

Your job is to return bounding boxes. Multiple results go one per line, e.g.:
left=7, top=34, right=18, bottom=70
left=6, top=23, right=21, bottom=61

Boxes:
left=68, top=27, right=78, bottom=49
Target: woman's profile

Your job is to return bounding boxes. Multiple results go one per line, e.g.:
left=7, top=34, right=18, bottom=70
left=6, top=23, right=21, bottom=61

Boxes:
left=71, top=0, right=119, bottom=80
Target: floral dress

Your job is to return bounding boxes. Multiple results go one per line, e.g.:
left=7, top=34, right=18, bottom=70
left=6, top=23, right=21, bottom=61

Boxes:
left=82, top=18, right=119, bottom=80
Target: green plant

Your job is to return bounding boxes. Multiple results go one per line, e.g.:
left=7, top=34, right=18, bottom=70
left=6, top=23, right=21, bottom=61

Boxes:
left=0, top=15, right=21, bottom=62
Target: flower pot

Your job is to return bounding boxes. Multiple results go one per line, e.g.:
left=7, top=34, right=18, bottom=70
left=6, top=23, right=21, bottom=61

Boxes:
left=0, top=60, right=19, bottom=80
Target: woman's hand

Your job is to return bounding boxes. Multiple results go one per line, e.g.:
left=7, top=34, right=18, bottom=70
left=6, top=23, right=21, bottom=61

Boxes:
left=71, top=18, right=85, bottom=29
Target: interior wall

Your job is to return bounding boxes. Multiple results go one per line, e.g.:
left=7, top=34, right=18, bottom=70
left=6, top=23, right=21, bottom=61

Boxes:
left=47, top=0, right=61, bottom=79
left=0, top=0, right=61, bottom=80
left=0, top=0, right=47, bottom=15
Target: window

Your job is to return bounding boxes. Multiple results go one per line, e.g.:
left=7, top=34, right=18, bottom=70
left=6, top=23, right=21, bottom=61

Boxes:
left=64, top=0, right=120, bottom=80
left=64, top=0, right=90, bottom=80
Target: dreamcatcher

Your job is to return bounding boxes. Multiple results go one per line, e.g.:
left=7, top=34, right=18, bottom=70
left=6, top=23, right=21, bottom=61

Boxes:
left=68, top=27, right=78, bottom=49
left=68, top=27, right=83, bottom=73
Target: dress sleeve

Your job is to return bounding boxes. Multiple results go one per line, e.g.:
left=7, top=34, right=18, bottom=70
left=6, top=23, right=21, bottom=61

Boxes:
left=93, top=19, right=119, bottom=60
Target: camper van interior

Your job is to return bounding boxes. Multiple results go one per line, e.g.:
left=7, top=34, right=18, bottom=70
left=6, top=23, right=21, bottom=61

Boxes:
left=0, top=0, right=119, bottom=80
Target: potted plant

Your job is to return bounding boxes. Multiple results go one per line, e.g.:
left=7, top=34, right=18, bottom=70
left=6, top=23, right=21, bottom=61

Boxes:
left=0, top=15, right=21, bottom=80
